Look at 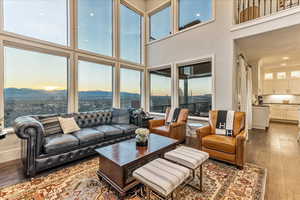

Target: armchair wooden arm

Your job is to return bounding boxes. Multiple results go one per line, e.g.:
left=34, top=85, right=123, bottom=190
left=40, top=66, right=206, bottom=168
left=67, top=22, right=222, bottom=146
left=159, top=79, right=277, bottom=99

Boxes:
left=169, top=122, right=186, bottom=142
left=148, top=119, right=165, bottom=129
left=236, top=130, right=247, bottom=169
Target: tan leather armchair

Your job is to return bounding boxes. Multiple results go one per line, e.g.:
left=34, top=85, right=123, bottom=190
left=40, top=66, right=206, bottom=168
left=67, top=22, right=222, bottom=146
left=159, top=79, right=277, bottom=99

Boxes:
left=196, top=110, right=247, bottom=169
left=149, top=108, right=189, bottom=143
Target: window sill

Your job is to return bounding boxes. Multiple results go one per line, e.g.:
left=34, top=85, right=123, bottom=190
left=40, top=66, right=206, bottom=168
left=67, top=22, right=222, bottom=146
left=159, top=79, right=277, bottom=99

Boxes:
left=149, top=112, right=209, bottom=122
left=146, top=19, right=215, bottom=46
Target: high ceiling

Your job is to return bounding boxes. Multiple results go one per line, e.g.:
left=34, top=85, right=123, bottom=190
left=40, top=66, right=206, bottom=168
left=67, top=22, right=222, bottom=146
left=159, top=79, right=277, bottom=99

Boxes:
left=236, top=24, right=300, bottom=69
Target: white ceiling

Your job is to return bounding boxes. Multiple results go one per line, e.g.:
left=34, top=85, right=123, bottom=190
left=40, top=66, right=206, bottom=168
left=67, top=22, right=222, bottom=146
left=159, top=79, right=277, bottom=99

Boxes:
left=236, top=24, right=300, bottom=69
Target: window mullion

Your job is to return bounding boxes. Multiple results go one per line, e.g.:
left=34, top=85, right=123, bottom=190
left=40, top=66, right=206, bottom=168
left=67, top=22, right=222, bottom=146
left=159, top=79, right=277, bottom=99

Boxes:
left=0, top=39, right=4, bottom=128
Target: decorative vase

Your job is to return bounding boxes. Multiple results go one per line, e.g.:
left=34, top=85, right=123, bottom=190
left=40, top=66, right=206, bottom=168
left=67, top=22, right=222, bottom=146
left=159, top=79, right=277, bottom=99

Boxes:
left=135, top=128, right=150, bottom=147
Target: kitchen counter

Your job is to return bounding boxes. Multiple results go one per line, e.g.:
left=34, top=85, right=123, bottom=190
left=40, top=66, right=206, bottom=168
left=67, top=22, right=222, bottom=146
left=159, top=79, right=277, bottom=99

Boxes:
left=264, top=103, right=300, bottom=105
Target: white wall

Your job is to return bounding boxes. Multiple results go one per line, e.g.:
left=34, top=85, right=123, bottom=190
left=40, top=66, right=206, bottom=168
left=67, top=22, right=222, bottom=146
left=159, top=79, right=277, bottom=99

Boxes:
left=146, top=0, right=236, bottom=110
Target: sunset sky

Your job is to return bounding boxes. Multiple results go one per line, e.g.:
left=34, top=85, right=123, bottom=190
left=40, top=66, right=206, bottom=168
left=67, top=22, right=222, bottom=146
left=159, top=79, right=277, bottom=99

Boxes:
left=3, top=0, right=212, bottom=96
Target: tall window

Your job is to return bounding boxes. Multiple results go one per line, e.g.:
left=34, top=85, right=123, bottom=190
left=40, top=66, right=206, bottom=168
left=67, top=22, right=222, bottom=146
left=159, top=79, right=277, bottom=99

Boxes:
left=4, top=47, right=68, bottom=127
left=178, top=0, right=212, bottom=30
left=120, top=4, right=143, bottom=64
left=3, top=0, right=69, bottom=45
left=149, top=5, right=171, bottom=41
left=78, top=0, right=113, bottom=56
left=178, top=61, right=212, bottom=117
left=120, top=68, right=142, bottom=109
left=78, top=61, right=113, bottom=112
left=150, top=68, right=172, bottom=113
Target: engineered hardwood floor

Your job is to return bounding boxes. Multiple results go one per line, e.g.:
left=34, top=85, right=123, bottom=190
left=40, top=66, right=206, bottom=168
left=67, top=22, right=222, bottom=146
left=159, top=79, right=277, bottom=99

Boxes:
left=1, top=122, right=300, bottom=200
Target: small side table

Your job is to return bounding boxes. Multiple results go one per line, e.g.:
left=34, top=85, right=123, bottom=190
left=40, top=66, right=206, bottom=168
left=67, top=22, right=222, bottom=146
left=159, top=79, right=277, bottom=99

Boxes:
left=187, top=123, right=204, bottom=138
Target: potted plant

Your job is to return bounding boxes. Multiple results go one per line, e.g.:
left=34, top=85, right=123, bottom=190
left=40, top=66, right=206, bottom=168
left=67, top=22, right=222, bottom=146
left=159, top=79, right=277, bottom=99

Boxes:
left=135, top=128, right=150, bottom=147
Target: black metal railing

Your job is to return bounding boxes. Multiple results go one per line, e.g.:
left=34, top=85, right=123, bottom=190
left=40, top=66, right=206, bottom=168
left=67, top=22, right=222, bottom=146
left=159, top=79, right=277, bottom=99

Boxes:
left=150, top=101, right=211, bottom=118
left=237, top=0, right=300, bottom=24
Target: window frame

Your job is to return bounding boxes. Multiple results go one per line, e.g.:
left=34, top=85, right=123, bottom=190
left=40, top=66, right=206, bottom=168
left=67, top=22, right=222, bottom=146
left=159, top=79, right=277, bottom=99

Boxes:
left=0, top=0, right=147, bottom=129
left=119, top=1, right=145, bottom=65
left=2, top=0, right=71, bottom=47
left=148, top=64, right=173, bottom=115
left=77, top=0, right=114, bottom=58
left=120, top=65, right=143, bottom=109
left=148, top=2, right=172, bottom=42
left=175, top=55, right=215, bottom=121
left=77, top=57, right=115, bottom=112
left=2, top=43, right=71, bottom=127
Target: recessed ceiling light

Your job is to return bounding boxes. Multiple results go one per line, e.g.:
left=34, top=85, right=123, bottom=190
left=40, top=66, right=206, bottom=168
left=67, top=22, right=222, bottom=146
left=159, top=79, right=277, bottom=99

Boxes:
left=90, top=13, right=94, bottom=17
left=282, top=57, right=289, bottom=60
left=281, top=63, right=287, bottom=66
left=196, top=13, right=201, bottom=17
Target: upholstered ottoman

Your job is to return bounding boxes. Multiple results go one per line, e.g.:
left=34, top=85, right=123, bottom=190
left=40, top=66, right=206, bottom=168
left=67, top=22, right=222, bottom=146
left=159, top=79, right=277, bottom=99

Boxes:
left=133, top=158, right=190, bottom=200
left=164, top=146, right=209, bottom=191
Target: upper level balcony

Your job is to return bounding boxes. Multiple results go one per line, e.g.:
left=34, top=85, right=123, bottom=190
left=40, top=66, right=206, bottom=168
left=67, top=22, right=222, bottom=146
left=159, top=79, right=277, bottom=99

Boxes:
left=235, top=0, right=300, bottom=24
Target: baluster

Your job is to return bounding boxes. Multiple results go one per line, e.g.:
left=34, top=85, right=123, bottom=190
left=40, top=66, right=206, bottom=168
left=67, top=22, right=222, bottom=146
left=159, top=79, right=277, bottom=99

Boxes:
left=242, top=0, right=245, bottom=22
left=258, top=0, right=261, bottom=16
left=290, top=0, right=293, bottom=7
left=264, top=0, right=266, bottom=16
left=298, top=0, right=300, bottom=6
left=238, top=0, right=241, bottom=23
left=252, top=0, right=255, bottom=19
left=248, top=0, right=250, bottom=20
left=270, top=0, right=272, bottom=14
left=276, top=0, right=279, bottom=11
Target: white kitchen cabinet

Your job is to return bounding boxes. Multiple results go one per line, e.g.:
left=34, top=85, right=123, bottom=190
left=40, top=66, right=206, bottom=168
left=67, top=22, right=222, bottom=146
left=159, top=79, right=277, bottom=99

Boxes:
left=273, top=80, right=289, bottom=94
left=288, top=79, right=300, bottom=94
left=253, top=106, right=270, bottom=129
left=269, top=104, right=300, bottom=122
left=263, top=80, right=274, bottom=95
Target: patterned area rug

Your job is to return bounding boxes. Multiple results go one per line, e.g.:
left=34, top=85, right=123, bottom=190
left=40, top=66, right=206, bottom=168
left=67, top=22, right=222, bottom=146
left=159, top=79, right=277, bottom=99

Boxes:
left=0, top=158, right=266, bottom=200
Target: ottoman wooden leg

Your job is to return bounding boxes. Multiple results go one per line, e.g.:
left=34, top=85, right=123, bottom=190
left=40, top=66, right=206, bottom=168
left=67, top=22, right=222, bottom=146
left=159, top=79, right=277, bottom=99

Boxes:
left=199, top=165, right=203, bottom=192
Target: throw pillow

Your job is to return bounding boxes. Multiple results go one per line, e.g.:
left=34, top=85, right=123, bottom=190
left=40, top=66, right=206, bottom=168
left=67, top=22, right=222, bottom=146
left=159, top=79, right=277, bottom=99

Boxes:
left=39, top=116, right=62, bottom=136
left=58, top=117, right=81, bottom=134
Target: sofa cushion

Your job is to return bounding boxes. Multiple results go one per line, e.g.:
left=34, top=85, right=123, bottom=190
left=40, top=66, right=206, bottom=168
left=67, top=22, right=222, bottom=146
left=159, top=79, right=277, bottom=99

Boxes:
left=74, top=111, right=112, bottom=128
left=93, top=125, right=123, bottom=138
left=72, top=128, right=104, bottom=145
left=44, top=134, right=79, bottom=154
left=202, top=135, right=236, bottom=154
left=112, top=124, right=138, bottom=134
left=112, top=108, right=130, bottom=124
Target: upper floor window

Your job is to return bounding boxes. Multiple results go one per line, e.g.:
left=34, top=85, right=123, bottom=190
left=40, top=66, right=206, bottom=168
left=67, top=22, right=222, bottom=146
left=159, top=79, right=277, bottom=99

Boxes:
left=4, top=47, right=68, bottom=127
left=120, top=4, right=143, bottom=64
left=178, top=0, right=213, bottom=31
left=3, top=0, right=69, bottom=45
left=277, top=72, right=286, bottom=80
left=120, top=68, right=142, bottom=109
left=150, top=68, right=172, bottom=113
left=178, top=61, right=212, bottom=118
left=149, top=4, right=172, bottom=41
left=291, top=71, right=300, bottom=78
left=78, top=60, right=113, bottom=112
left=78, top=0, right=113, bottom=56
left=264, top=73, right=273, bottom=80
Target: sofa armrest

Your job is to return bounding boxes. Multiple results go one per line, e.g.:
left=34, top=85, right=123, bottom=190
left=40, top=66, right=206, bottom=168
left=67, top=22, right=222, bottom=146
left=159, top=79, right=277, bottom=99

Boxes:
left=236, top=130, right=247, bottom=168
left=149, top=119, right=165, bottom=129
left=13, top=116, right=45, bottom=176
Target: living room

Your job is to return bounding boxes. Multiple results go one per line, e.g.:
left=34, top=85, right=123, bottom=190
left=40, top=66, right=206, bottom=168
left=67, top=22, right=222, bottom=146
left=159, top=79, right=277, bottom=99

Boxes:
left=0, top=0, right=300, bottom=200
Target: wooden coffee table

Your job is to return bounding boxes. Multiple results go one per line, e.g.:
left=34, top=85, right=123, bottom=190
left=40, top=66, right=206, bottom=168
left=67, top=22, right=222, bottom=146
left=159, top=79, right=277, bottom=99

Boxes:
left=95, top=134, right=178, bottom=199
